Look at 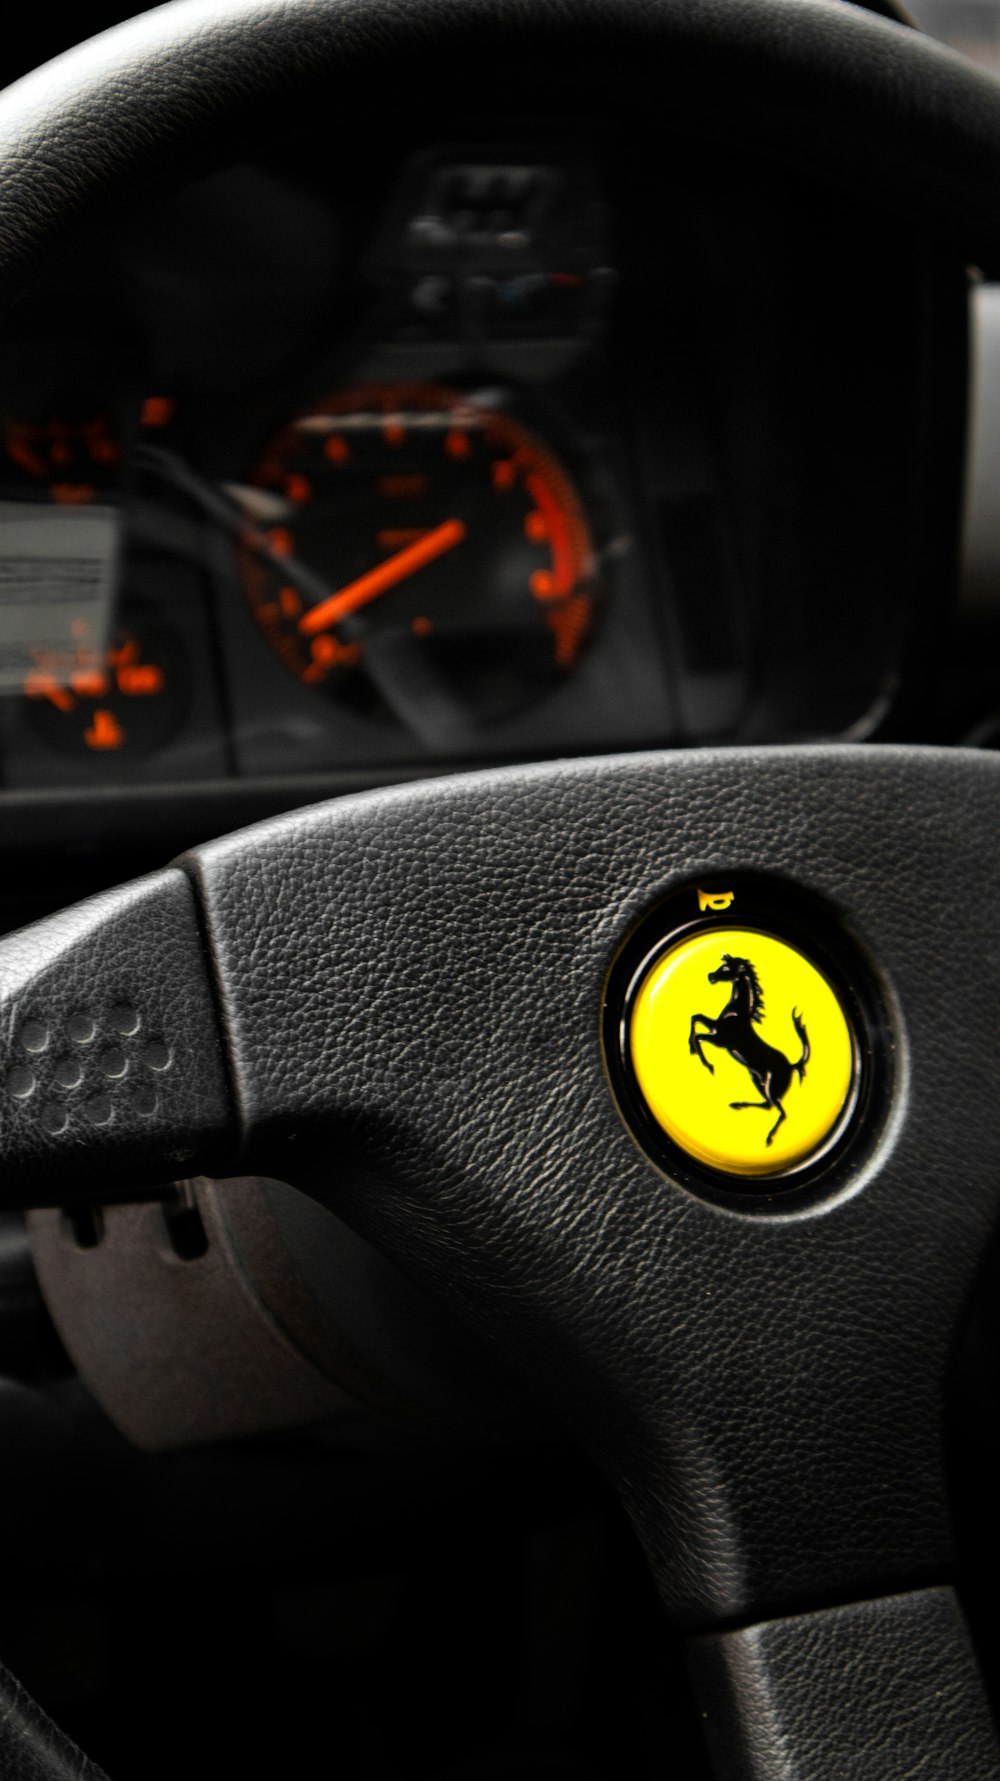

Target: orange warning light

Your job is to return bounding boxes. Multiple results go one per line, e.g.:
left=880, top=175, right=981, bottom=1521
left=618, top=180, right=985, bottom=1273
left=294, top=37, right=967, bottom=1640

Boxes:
left=84, top=709, right=126, bottom=751
left=323, top=435, right=350, bottom=464
left=117, top=663, right=164, bottom=697
left=5, top=433, right=47, bottom=479
left=303, top=633, right=363, bottom=682
left=445, top=429, right=471, bottom=460
left=23, top=672, right=75, bottom=714
left=141, top=397, right=175, bottom=429
left=108, top=638, right=139, bottom=671
left=51, top=484, right=96, bottom=505
left=70, top=670, right=110, bottom=699
left=285, top=474, right=312, bottom=504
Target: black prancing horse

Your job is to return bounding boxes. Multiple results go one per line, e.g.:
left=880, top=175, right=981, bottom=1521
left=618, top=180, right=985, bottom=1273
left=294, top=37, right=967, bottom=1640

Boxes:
left=688, top=955, right=810, bottom=1146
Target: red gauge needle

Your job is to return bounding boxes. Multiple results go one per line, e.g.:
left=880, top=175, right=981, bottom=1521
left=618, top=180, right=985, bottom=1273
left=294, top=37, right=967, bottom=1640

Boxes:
left=299, top=517, right=467, bottom=636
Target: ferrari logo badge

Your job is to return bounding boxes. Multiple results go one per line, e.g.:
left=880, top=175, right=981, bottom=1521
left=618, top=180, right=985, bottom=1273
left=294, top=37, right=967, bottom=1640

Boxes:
left=628, top=927, right=856, bottom=1179
left=688, top=954, right=809, bottom=1148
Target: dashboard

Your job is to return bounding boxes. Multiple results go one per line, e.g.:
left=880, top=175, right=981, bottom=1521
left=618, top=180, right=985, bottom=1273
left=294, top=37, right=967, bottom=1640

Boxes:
left=0, top=124, right=968, bottom=864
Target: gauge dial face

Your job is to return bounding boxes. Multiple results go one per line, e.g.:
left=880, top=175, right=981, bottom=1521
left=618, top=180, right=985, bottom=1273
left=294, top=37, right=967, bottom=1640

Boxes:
left=240, top=383, right=599, bottom=733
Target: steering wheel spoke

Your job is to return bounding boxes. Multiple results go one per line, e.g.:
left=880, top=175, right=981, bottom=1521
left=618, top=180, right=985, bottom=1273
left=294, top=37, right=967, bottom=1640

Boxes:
left=0, top=868, right=233, bottom=1203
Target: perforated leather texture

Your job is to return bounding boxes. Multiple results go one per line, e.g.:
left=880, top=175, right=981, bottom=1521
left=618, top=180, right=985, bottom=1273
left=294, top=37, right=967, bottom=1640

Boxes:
left=0, top=868, right=233, bottom=1203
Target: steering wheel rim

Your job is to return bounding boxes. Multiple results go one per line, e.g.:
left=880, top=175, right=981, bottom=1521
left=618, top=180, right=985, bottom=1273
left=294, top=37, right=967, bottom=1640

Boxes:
left=2, top=4, right=1000, bottom=1777
left=5, top=0, right=1000, bottom=292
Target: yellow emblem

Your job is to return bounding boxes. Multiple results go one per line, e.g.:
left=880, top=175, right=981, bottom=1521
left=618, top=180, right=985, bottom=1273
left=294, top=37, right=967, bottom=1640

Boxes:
left=628, top=927, right=856, bottom=1179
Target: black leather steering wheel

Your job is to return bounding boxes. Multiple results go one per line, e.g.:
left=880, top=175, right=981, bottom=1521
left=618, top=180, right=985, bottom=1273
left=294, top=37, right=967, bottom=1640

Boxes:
left=5, top=3, right=1000, bottom=1776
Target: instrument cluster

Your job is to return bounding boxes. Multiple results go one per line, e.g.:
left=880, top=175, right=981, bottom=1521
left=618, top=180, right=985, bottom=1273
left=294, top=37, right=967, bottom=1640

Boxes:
left=0, top=145, right=682, bottom=791
left=0, top=130, right=954, bottom=801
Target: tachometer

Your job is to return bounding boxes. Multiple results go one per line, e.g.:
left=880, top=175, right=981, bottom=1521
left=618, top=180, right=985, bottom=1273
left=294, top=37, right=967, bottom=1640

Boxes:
left=239, top=383, right=599, bottom=736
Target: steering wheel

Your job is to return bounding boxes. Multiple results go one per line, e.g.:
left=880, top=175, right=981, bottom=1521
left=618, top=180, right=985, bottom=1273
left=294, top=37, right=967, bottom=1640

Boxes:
left=5, top=3, right=1000, bottom=1776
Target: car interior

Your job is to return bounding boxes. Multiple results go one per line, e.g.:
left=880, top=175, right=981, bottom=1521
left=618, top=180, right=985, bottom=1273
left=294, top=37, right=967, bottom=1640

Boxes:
left=4, top=1, right=1000, bottom=1776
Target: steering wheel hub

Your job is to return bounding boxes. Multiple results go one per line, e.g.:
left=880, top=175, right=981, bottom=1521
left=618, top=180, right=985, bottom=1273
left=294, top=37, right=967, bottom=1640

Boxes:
left=605, top=872, right=887, bottom=1197
left=626, top=918, right=859, bottom=1180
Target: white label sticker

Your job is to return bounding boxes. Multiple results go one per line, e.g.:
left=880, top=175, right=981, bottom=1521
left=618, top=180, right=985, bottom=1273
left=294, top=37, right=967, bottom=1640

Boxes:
left=0, top=502, right=118, bottom=690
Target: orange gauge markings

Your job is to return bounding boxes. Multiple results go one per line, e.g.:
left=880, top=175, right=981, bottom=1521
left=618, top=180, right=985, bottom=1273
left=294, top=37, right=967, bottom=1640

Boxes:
left=547, top=594, right=592, bottom=667
left=3, top=416, right=121, bottom=497
left=109, top=638, right=139, bottom=671
left=299, top=517, right=467, bottom=635
left=70, top=670, right=110, bottom=699
left=525, top=471, right=574, bottom=598
left=22, top=625, right=182, bottom=762
left=84, top=710, right=126, bottom=751
left=5, top=435, right=47, bottom=479
left=304, top=634, right=362, bottom=682
left=51, top=484, right=96, bottom=505
left=141, top=397, right=175, bottom=429
left=311, top=635, right=361, bottom=666
left=117, top=663, right=165, bottom=696
left=24, top=672, right=74, bottom=714
left=238, top=381, right=601, bottom=719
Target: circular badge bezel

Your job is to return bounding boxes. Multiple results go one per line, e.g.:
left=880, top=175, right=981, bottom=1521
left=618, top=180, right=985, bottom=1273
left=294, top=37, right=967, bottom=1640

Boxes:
left=602, top=876, right=893, bottom=1210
